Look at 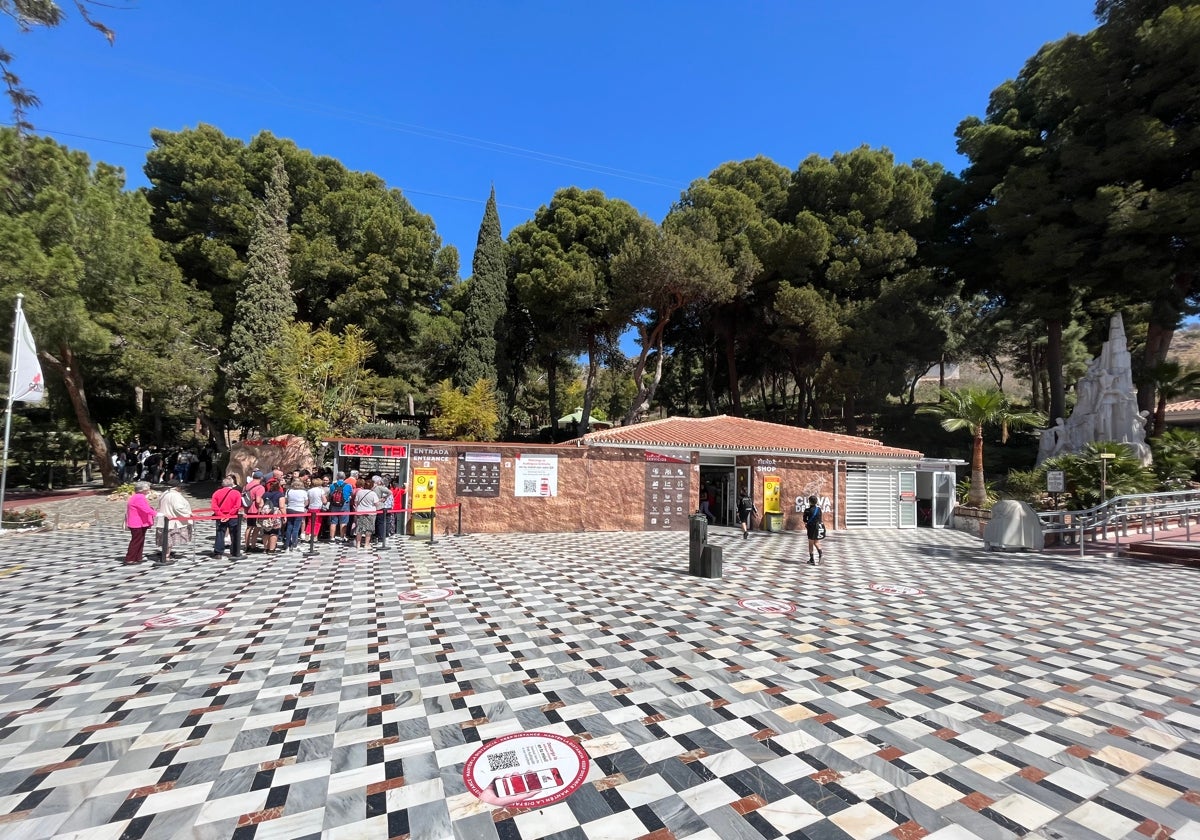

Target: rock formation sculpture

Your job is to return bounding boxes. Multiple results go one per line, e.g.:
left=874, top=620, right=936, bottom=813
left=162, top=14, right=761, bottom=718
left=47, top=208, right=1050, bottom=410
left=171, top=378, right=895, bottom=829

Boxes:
left=1036, top=313, right=1151, bottom=466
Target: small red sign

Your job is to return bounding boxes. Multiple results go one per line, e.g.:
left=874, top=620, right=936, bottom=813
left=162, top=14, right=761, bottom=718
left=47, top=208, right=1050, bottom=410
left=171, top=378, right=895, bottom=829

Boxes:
left=398, top=587, right=454, bottom=603
left=869, top=582, right=924, bottom=596
left=463, top=731, right=590, bottom=809
left=143, top=607, right=227, bottom=629
left=738, top=597, right=796, bottom=615
left=725, top=563, right=747, bottom=573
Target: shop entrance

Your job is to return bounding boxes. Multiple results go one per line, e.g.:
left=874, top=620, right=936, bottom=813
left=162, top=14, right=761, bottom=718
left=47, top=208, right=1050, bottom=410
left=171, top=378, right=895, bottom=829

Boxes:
left=698, top=465, right=736, bottom=527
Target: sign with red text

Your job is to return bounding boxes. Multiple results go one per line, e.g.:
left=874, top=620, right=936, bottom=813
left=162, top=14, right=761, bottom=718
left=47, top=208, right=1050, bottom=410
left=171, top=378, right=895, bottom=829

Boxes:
left=869, top=582, right=924, bottom=596
left=463, top=731, right=589, bottom=809
left=398, top=587, right=454, bottom=602
left=143, top=607, right=226, bottom=629
left=737, top=597, right=795, bottom=615
left=338, top=442, right=409, bottom=459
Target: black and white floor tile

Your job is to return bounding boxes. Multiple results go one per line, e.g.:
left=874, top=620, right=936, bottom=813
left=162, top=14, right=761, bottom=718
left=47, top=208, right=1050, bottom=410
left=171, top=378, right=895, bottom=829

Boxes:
left=0, top=524, right=1198, bottom=839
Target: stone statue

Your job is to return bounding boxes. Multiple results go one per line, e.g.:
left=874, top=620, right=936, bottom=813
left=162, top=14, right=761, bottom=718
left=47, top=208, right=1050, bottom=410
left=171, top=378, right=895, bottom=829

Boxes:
left=1038, top=417, right=1066, bottom=462
left=1035, top=313, right=1151, bottom=466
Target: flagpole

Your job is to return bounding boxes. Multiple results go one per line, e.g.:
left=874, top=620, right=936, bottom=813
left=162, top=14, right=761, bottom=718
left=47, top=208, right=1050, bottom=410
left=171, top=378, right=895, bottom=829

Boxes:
left=0, top=293, right=23, bottom=521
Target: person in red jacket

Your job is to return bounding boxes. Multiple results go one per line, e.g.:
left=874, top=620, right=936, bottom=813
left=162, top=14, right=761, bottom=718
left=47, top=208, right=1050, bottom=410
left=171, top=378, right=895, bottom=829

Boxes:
left=211, top=475, right=242, bottom=557
left=124, top=482, right=156, bottom=564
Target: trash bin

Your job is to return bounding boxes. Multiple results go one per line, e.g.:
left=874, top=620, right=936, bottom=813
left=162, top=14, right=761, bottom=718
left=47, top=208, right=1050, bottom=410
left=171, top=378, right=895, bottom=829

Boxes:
left=699, top=544, right=722, bottom=578
left=412, top=513, right=432, bottom=538
left=764, top=513, right=783, bottom=533
left=689, top=513, right=708, bottom=575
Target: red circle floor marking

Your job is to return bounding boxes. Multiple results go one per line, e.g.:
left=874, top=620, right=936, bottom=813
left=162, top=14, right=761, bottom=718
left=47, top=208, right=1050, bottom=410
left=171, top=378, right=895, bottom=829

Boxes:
left=869, top=582, right=924, bottom=596
left=463, top=731, right=590, bottom=809
left=398, top=587, right=454, bottom=602
left=143, top=607, right=227, bottom=629
left=738, top=597, right=796, bottom=615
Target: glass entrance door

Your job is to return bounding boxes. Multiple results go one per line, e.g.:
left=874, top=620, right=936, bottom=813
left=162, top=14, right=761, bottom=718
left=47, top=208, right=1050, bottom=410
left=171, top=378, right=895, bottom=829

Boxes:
left=932, top=471, right=956, bottom=528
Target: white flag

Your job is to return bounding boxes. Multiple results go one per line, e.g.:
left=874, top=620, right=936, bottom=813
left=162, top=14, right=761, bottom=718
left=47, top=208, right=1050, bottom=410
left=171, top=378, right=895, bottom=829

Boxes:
left=11, top=308, right=44, bottom=404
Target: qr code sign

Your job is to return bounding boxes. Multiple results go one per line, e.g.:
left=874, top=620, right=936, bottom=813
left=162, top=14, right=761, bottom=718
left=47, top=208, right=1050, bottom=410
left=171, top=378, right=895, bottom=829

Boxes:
left=486, top=750, right=520, bottom=772
left=522, top=480, right=537, bottom=494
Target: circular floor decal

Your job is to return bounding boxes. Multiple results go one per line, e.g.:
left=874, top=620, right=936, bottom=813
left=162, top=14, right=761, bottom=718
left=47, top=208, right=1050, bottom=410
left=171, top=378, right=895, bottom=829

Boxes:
left=143, top=607, right=226, bottom=629
left=463, top=731, right=589, bottom=809
left=725, top=563, right=747, bottom=573
left=397, top=587, right=454, bottom=603
left=869, top=582, right=924, bottom=596
left=738, top=597, right=796, bottom=615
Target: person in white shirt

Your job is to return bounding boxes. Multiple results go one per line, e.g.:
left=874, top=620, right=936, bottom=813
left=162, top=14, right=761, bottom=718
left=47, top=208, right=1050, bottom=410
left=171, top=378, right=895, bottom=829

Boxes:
left=306, top=477, right=328, bottom=541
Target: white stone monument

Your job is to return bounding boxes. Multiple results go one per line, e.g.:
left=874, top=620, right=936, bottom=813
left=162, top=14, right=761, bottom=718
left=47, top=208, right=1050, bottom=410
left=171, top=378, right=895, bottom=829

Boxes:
left=1036, top=313, right=1151, bottom=466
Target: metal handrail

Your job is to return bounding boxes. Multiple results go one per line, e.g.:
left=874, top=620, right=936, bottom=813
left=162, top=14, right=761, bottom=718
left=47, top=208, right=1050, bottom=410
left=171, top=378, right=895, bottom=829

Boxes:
left=1037, top=490, right=1200, bottom=557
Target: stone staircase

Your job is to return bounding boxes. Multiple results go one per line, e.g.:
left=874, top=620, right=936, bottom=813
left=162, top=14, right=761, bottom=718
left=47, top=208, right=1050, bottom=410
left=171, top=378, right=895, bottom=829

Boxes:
left=1120, top=540, right=1200, bottom=567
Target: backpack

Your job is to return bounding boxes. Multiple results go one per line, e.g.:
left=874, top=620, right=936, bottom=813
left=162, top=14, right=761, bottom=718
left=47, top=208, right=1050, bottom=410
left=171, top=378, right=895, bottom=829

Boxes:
left=240, top=489, right=253, bottom=509
left=330, top=482, right=346, bottom=506
left=258, top=500, right=281, bottom=530
left=738, top=495, right=753, bottom=515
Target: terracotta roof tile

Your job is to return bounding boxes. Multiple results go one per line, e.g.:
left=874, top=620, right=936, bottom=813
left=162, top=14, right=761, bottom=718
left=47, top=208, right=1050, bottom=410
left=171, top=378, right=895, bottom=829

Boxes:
left=1166, top=399, right=1200, bottom=413
left=576, top=415, right=921, bottom=459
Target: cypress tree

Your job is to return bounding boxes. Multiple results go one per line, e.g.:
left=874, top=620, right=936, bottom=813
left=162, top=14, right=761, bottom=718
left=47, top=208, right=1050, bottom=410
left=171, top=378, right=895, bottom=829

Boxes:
left=455, top=186, right=506, bottom=388
left=226, top=153, right=294, bottom=426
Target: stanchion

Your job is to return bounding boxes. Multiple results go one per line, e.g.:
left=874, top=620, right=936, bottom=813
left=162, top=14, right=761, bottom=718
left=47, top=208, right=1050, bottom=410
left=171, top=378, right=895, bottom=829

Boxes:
left=232, top=512, right=243, bottom=559
left=429, top=507, right=436, bottom=546
left=457, top=504, right=462, bottom=536
left=158, top=518, right=172, bottom=565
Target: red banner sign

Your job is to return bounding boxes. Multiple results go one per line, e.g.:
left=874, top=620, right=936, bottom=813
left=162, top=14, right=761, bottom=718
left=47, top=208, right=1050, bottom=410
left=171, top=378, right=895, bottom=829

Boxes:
left=339, top=443, right=408, bottom=458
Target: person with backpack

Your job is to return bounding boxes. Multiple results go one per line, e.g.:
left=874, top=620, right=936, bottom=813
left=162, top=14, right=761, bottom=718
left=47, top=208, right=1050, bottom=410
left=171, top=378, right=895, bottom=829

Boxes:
left=242, top=472, right=266, bottom=553
left=737, top=491, right=757, bottom=540
left=352, top=478, right=377, bottom=551
left=802, top=495, right=824, bottom=565
left=259, top=478, right=285, bottom=554
left=328, top=471, right=352, bottom=543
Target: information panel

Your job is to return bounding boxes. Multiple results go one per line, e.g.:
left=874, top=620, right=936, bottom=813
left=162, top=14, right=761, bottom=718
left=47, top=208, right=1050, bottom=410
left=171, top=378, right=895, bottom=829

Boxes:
left=457, top=451, right=501, bottom=497
left=644, top=452, right=688, bottom=531
left=515, top=454, right=558, bottom=497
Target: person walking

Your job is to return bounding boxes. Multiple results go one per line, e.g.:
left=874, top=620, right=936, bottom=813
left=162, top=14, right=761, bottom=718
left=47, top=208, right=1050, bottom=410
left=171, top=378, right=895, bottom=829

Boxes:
left=155, top=480, right=194, bottom=563
left=211, top=475, right=242, bottom=558
left=124, top=482, right=156, bottom=565
left=802, top=495, right=824, bottom=565
left=737, top=491, right=756, bottom=540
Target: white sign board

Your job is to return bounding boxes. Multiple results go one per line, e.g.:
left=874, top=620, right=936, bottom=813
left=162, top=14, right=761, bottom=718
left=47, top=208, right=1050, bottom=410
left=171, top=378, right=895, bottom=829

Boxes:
left=514, top=453, right=558, bottom=497
left=1046, top=470, right=1065, bottom=493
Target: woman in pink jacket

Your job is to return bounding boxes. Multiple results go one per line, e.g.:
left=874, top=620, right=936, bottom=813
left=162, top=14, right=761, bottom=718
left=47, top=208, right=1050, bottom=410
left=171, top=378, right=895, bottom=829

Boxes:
left=124, top=481, right=156, bottom=565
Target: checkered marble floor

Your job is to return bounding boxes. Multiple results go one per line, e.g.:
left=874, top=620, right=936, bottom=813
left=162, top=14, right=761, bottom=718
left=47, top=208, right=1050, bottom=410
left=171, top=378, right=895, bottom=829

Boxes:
left=0, top=524, right=1198, bottom=840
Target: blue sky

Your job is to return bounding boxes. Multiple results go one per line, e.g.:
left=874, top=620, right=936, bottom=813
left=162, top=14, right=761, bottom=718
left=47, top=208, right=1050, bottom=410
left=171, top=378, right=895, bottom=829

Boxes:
left=13, top=1, right=1099, bottom=272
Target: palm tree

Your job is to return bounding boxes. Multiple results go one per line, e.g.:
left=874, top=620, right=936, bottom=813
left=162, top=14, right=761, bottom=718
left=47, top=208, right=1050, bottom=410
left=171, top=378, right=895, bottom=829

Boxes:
left=918, top=386, right=1044, bottom=508
left=1144, top=362, right=1200, bottom=437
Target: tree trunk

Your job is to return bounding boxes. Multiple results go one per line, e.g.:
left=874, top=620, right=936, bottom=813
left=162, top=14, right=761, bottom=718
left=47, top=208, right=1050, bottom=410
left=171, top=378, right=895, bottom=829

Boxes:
left=1046, top=318, right=1065, bottom=425
left=722, top=325, right=741, bottom=416
left=41, top=344, right=115, bottom=487
left=968, top=430, right=986, bottom=507
left=546, top=355, right=559, bottom=435
left=579, top=336, right=598, bottom=437
left=1142, top=321, right=1175, bottom=416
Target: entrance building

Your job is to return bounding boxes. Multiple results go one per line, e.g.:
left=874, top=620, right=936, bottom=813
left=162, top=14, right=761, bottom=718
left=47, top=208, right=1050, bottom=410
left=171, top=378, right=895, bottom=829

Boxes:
left=320, top=416, right=958, bottom=535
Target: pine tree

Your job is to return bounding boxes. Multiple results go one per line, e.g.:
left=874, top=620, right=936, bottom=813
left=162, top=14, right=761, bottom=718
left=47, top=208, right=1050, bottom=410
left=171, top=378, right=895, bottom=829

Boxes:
left=455, top=186, right=506, bottom=388
left=226, top=153, right=294, bottom=426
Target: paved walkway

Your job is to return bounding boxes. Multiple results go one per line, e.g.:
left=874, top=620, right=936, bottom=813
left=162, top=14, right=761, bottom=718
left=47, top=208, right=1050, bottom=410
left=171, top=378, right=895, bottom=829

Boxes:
left=0, top=523, right=1198, bottom=840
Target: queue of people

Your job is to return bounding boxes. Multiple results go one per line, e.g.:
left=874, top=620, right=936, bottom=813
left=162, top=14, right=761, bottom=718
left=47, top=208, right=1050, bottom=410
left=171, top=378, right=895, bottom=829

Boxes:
left=122, top=464, right=411, bottom=564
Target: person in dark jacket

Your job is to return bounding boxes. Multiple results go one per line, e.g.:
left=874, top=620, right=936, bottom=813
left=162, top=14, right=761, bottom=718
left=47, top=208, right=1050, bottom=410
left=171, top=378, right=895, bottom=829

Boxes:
left=803, top=495, right=823, bottom=564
